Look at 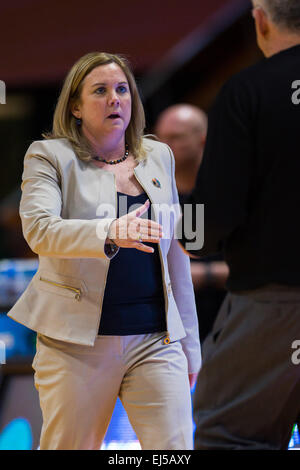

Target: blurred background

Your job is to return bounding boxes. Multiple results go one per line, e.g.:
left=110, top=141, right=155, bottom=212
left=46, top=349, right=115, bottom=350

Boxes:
left=0, top=0, right=299, bottom=450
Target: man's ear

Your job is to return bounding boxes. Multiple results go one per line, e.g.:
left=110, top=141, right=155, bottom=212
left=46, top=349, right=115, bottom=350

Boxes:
left=253, top=7, right=270, bottom=38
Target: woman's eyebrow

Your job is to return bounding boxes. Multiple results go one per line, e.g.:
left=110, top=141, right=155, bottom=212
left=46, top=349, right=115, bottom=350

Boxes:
left=91, top=81, right=128, bottom=87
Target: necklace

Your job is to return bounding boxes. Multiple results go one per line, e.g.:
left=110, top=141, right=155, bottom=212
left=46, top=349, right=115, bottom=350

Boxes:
left=92, top=143, right=129, bottom=165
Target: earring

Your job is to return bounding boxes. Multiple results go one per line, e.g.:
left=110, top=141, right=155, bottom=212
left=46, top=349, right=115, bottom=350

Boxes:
left=75, top=117, right=82, bottom=127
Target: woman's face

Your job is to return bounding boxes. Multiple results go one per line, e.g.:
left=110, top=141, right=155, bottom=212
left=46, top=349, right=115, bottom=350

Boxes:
left=72, top=62, right=132, bottom=146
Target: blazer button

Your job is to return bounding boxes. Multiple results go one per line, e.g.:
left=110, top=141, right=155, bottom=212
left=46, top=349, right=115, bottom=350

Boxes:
left=163, top=334, right=170, bottom=345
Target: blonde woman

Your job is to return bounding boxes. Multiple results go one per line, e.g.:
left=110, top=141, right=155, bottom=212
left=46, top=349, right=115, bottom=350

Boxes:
left=7, top=52, right=201, bottom=450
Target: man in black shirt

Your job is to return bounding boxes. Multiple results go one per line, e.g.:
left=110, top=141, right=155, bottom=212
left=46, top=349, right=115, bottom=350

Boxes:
left=179, top=0, right=300, bottom=449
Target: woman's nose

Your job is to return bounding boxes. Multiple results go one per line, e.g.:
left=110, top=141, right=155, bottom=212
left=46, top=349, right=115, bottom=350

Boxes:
left=108, top=92, right=120, bottom=106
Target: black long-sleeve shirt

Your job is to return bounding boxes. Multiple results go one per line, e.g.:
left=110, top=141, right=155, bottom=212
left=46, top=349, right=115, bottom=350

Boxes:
left=181, top=44, right=300, bottom=291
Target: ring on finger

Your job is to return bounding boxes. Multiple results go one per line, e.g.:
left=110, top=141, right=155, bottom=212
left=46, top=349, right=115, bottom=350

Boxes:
left=138, top=233, right=143, bottom=242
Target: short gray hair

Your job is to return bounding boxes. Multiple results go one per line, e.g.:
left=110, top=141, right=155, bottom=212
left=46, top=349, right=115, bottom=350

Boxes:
left=261, top=0, right=300, bottom=32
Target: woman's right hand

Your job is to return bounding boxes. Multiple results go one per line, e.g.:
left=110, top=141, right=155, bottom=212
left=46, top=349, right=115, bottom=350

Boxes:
left=107, top=199, right=163, bottom=253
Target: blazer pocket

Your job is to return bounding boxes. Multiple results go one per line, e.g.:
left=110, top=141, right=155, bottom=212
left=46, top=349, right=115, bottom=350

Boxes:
left=36, top=270, right=87, bottom=301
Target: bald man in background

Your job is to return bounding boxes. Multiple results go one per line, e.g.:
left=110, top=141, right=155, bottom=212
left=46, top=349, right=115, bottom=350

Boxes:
left=155, top=104, right=229, bottom=344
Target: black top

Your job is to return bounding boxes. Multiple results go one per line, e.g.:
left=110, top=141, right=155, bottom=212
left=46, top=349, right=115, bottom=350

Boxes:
left=98, top=192, right=166, bottom=335
left=181, top=44, right=300, bottom=291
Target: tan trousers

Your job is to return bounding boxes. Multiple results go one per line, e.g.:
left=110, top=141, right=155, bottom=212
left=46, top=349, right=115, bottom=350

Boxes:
left=32, top=331, right=193, bottom=450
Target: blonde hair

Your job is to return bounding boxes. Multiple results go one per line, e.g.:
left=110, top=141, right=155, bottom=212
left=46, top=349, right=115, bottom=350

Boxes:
left=43, top=52, right=146, bottom=161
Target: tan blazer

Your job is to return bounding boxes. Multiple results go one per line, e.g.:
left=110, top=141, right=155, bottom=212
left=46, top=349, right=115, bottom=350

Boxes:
left=7, top=137, right=201, bottom=374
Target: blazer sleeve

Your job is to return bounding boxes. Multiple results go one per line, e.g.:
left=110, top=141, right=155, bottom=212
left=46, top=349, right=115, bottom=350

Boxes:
left=19, top=141, right=118, bottom=259
left=166, top=145, right=202, bottom=374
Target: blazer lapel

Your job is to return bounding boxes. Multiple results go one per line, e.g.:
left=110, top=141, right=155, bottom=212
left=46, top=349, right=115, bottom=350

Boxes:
left=134, top=158, right=172, bottom=218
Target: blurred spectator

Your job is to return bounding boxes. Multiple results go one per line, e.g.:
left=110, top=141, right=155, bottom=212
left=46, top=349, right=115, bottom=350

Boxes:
left=155, top=104, right=229, bottom=343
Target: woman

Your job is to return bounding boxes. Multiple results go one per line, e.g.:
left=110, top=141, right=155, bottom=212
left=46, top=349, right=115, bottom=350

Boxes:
left=7, top=52, right=201, bottom=450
